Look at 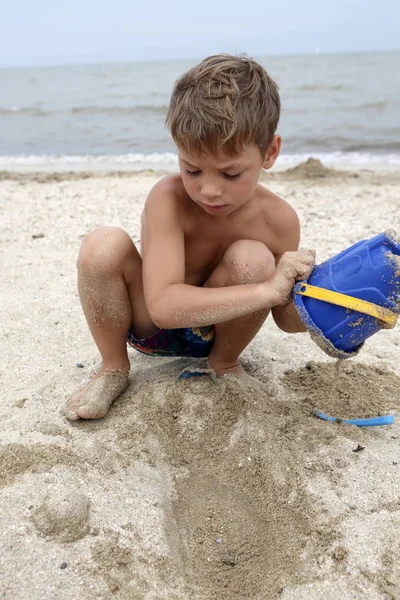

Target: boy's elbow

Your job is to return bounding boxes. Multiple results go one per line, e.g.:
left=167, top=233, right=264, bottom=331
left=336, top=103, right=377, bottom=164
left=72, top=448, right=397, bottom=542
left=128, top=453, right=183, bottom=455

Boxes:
left=148, top=306, right=168, bottom=329
left=149, top=314, right=166, bottom=329
left=147, top=298, right=174, bottom=329
left=146, top=284, right=186, bottom=329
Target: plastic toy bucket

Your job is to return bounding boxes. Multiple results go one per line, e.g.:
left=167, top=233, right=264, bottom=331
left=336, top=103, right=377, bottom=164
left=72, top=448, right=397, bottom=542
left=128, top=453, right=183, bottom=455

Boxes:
left=293, top=229, right=400, bottom=358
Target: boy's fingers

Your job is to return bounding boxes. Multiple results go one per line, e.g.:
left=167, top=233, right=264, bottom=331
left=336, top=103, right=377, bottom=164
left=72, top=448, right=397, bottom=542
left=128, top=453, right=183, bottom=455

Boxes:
left=300, top=248, right=315, bottom=258
left=296, top=260, right=314, bottom=279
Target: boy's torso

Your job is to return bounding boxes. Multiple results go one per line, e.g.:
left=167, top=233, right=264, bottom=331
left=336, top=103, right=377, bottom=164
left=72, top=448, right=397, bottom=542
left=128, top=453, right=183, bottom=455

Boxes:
left=142, top=174, right=293, bottom=286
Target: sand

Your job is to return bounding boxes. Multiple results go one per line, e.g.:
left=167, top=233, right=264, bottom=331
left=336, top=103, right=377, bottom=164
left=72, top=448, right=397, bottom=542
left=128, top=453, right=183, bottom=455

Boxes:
left=1, top=160, right=400, bottom=599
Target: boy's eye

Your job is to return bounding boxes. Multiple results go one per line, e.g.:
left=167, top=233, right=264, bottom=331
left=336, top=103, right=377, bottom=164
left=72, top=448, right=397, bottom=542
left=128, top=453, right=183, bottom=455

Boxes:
left=184, top=168, right=241, bottom=180
left=223, top=172, right=241, bottom=180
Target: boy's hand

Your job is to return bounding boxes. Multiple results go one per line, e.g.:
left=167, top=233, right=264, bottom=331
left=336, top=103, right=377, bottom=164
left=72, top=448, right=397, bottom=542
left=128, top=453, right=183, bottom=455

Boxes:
left=269, top=249, right=316, bottom=306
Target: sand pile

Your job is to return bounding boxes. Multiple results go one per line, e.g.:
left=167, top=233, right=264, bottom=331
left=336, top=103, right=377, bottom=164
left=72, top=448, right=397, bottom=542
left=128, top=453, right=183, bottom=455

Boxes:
left=276, top=158, right=341, bottom=180
left=283, top=360, right=400, bottom=419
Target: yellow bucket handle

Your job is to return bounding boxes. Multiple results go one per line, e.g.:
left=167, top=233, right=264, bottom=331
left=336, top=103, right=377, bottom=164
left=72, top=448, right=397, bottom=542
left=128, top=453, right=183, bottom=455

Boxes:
left=295, top=283, right=398, bottom=328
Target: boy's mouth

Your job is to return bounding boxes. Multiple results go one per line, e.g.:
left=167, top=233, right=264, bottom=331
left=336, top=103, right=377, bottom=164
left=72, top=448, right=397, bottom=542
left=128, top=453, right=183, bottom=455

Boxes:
left=201, top=203, right=228, bottom=213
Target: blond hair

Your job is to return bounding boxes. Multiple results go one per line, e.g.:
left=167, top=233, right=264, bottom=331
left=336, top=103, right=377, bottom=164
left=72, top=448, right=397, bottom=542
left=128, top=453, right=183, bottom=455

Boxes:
left=165, top=54, right=281, bottom=158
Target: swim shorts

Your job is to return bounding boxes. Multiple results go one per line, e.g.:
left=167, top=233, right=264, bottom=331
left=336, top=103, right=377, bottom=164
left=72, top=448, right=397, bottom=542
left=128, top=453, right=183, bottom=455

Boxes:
left=127, top=325, right=215, bottom=358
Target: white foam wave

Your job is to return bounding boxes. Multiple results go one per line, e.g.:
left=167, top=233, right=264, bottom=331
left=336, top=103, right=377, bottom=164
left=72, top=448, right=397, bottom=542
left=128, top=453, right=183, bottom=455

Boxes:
left=277, top=152, right=400, bottom=170
left=1, top=151, right=400, bottom=173
left=0, top=152, right=179, bottom=172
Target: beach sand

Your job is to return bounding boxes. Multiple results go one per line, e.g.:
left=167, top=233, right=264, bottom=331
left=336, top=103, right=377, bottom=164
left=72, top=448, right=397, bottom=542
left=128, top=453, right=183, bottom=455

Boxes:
left=1, top=160, right=400, bottom=599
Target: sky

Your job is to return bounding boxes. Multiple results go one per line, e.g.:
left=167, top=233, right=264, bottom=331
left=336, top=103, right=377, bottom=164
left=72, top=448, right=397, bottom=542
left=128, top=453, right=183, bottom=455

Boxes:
left=0, top=0, right=399, bottom=68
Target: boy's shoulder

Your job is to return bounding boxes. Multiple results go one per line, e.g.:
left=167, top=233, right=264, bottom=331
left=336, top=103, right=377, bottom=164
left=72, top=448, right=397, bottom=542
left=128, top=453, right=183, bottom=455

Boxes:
left=142, top=173, right=189, bottom=224
left=146, top=173, right=187, bottom=204
left=257, top=183, right=300, bottom=231
left=255, top=184, right=300, bottom=254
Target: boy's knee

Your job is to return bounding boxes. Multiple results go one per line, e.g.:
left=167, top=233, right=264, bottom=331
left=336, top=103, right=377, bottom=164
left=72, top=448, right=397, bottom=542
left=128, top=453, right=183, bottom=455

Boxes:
left=223, top=240, right=275, bottom=284
left=78, top=226, right=133, bottom=271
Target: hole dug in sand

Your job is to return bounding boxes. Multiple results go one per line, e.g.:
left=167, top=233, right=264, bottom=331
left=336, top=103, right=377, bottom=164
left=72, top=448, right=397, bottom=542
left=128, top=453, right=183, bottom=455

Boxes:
left=134, top=375, right=315, bottom=599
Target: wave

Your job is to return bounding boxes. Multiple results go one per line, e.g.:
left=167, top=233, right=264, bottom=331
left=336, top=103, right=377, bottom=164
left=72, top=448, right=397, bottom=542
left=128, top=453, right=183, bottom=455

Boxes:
left=298, top=84, right=346, bottom=91
left=1, top=151, right=400, bottom=172
left=1, top=100, right=392, bottom=119
left=285, top=100, right=390, bottom=115
left=0, top=152, right=178, bottom=166
left=339, top=101, right=389, bottom=112
left=344, top=141, right=400, bottom=152
left=71, top=105, right=169, bottom=116
left=0, top=107, right=49, bottom=116
left=283, top=136, right=400, bottom=153
left=0, top=104, right=169, bottom=117
left=276, top=151, right=400, bottom=167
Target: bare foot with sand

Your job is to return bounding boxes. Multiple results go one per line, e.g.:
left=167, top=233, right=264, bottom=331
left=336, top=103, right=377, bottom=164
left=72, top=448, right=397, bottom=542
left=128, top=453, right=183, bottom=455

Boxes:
left=207, top=359, right=266, bottom=390
left=64, top=371, right=130, bottom=421
left=207, top=359, right=246, bottom=377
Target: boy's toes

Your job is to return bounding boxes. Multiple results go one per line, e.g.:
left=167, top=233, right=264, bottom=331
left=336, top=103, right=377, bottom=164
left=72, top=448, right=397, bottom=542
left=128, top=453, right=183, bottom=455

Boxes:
left=64, top=372, right=130, bottom=422
left=63, top=397, right=84, bottom=421
left=75, top=402, right=110, bottom=420
left=64, top=408, right=81, bottom=421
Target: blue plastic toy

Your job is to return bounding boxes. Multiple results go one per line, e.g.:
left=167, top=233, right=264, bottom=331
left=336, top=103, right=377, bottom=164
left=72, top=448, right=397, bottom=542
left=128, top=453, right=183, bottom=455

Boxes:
left=313, top=409, right=394, bottom=427
left=293, top=229, right=400, bottom=358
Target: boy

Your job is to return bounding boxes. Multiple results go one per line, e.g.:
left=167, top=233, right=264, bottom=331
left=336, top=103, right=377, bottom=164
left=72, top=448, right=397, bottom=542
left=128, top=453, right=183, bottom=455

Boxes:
left=65, top=54, right=315, bottom=421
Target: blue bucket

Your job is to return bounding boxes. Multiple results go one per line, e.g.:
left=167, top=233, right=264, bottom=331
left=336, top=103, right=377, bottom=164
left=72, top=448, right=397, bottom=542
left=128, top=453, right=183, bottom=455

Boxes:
left=293, top=229, right=400, bottom=358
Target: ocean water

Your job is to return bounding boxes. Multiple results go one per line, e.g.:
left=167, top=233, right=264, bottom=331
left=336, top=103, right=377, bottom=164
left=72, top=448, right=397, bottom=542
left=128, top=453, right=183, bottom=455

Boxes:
left=1, top=51, right=399, bottom=171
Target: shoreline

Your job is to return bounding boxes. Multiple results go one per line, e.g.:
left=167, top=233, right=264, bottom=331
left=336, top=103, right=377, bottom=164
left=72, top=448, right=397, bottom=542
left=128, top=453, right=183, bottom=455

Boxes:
left=2, top=158, right=400, bottom=183
left=1, top=153, right=400, bottom=176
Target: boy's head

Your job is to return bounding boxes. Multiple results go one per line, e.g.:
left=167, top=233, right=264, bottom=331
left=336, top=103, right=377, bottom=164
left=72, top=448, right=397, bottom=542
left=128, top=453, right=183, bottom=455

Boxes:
left=166, top=54, right=281, bottom=160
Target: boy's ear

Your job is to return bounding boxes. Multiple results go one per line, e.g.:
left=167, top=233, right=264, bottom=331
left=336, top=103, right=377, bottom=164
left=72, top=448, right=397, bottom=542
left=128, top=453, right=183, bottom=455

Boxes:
left=263, top=135, right=281, bottom=170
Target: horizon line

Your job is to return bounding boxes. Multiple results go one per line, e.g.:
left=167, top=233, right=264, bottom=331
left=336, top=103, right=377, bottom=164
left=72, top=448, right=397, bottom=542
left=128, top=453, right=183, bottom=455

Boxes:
left=1, top=47, right=399, bottom=71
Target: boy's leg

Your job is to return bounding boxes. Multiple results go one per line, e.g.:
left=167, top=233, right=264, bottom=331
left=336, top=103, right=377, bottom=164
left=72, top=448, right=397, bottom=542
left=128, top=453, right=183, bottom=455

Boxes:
left=64, top=227, right=157, bottom=421
left=204, top=240, right=276, bottom=377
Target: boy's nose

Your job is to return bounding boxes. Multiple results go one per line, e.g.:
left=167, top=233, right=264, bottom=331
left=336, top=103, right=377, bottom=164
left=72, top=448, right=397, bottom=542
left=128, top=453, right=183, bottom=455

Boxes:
left=201, top=183, right=222, bottom=199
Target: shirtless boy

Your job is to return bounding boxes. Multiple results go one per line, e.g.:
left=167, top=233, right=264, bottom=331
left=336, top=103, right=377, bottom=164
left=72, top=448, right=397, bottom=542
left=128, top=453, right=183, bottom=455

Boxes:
left=64, top=54, right=315, bottom=421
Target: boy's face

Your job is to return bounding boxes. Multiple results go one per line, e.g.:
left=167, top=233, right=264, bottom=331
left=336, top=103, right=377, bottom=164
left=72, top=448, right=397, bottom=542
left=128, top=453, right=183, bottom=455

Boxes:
left=178, top=138, right=281, bottom=217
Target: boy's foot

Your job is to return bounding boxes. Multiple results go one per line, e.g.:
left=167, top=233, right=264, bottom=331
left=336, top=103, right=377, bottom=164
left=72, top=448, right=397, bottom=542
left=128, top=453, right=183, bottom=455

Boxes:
left=207, top=359, right=245, bottom=377
left=208, top=361, right=265, bottom=393
left=64, top=371, right=130, bottom=421
left=207, top=359, right=265, bottom=390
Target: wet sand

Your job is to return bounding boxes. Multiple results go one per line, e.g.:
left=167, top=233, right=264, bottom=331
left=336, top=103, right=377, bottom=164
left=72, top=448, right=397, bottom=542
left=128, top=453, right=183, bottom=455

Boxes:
left=1, top=161, right=400, bottom=599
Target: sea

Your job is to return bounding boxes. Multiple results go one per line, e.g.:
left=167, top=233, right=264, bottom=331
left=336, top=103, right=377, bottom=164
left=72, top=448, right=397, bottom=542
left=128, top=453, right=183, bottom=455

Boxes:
left=1, top=50, right=399, bottom=172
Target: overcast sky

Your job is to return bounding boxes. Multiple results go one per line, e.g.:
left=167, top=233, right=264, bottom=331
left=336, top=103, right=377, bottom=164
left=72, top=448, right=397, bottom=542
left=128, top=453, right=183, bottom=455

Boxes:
left=0, top=0, right=399, bottom=68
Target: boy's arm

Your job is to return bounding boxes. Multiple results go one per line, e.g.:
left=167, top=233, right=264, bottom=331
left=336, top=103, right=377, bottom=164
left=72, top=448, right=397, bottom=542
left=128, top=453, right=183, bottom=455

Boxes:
left=142, top=188, right=312, bottom=329
left=270, top=203, right=310, bottom=333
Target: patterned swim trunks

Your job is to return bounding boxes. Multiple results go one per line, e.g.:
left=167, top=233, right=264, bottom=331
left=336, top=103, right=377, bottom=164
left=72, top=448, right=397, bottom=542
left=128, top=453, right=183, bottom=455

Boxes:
left=127, top=325, right=215, bottom=358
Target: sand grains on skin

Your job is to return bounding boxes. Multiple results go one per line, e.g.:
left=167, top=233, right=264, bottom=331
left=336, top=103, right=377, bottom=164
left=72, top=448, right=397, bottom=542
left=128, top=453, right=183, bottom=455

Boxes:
left=64, top=371, right=130, bottom=420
